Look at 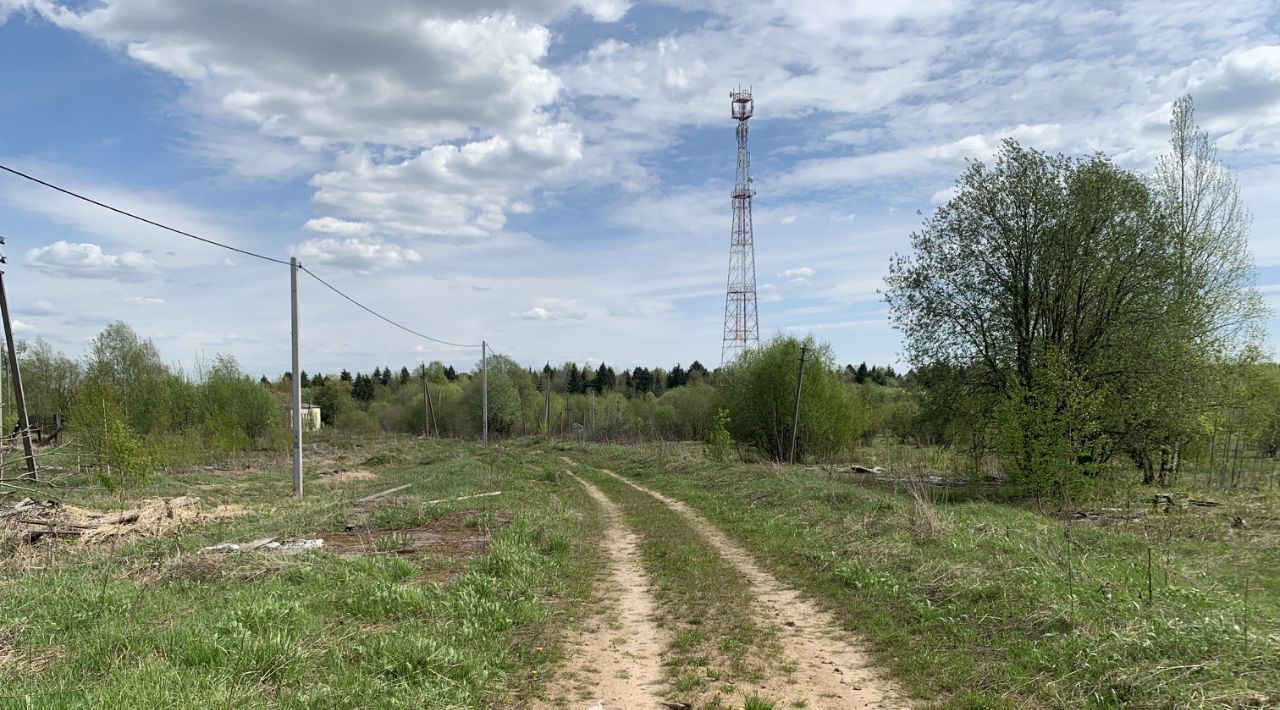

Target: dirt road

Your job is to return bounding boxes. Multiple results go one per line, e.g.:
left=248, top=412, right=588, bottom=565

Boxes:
left=598, top=466, right=907, bottom=708
left=536, top=472, right=669, bottom=708
left=542, top=456, right=907, bottom=709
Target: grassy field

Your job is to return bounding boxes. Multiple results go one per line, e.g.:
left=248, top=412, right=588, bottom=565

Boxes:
left=563, top=440, right=1279, bottom=709
left=0, top=438, right=606, bottom=708
left=1, top=435, right=1275, bottom=708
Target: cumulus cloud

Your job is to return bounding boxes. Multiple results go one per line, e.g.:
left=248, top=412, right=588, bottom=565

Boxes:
left=25, top=241, right=159, bottom=282
left=292, top=237, right=422, bottom=273
left=781, top=215, right=797, bottom=225
left=781, top=267, right=815, bottom=279
left=310, top=123, right=582, bottom=238
left=33, top=0, right=604, bottom=237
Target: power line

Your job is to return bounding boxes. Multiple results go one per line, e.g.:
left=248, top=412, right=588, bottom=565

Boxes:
left=299, top=265, right=481, bottom=349
left=0, top=161, right=484, bottom=351
left=0, top=163, right=291, bottom=266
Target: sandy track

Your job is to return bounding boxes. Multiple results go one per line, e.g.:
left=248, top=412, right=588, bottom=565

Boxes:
left=536, top=470, right=668, bottom=709
left=594, top=465, right=908, bottom=709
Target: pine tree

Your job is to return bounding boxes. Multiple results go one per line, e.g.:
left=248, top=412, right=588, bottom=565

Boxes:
left=340, top=369, right=353, bottom=382
left=300, top=370, right=310, bottom=388
left=379, top=367, right=391, bottom=387
left=669, top=363, right=686, bottom=388
left=352, top=373, right=376, bottom=401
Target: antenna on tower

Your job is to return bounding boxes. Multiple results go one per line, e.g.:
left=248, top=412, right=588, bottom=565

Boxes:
left=722, top=87, right=760, bottom=364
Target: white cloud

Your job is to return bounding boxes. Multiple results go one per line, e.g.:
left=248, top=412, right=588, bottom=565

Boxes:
left=124, top=296, right=166, bottom=306
left=33, top=0, right=607, bottom=237
left=11, top=319, right=35, bottom=333
left=303, top=217, right=372, bottom=237
left=292, top=237, right=422, bottom=273
left=780, top=215, right=797, bottom=225
left=310, top=123, right=582, bottom=238
left=931, top=186, right=959, bottom=204
left=15, top=299, right=59, bottom=316
left=781, top=267, right=815, bottom=279
left=25, top=241, right=159, bottom=282
left=516, top=299, right=587, bottom=320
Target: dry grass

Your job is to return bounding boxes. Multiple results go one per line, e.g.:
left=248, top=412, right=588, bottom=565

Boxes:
left=906, top=479, right=950, bottom=539
left=315, top=469, right=378, bottom=486
left=0, top=495, right=247, bottom=547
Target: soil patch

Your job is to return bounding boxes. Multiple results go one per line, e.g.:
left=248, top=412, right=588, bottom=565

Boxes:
left=322, top=509, right=497, bottom=559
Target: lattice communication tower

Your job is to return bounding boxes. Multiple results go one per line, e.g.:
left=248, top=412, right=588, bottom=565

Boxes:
left=721, top=87, right=760, bottom=364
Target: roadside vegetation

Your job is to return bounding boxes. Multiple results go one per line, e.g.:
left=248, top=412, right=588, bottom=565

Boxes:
left=565, top=440, right=1279, bottom=708
left=0, top=438, right=605, bottom=708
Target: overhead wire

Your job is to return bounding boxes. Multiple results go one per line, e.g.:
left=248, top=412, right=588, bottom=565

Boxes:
left=0, top=161, right=483, bottom=350
left=298, top=265, right=481, bottom=349
left=0, top=162, right=290, bottom=266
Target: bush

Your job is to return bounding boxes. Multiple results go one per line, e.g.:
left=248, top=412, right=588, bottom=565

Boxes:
left=721, top=335, right=867, bottom=461
left=704, top=408, right=735, bottom=462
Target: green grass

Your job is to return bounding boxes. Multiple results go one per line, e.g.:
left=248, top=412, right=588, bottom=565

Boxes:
left=562, top=440, right=1280, bottom=709
left=0, top=437, right=606, bottom=708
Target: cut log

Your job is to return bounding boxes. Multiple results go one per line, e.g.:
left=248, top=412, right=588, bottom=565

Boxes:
left=89, top=510, right=142, bottom=526
left=0, top=502, right=50, bottom=519
left=352, top=484, right=412, bottom=504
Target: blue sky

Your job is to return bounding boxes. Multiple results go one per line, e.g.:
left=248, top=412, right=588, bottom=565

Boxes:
left=2, top=0, right=1280, bottom=377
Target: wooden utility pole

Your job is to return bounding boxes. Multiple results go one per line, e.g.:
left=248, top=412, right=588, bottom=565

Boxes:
left=0, top=241, right=36, bottom=479
left=788, top=345, right=808, bottom=465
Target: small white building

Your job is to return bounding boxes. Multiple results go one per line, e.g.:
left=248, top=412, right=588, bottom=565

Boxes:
left=284, top=403, right=322, bottom=431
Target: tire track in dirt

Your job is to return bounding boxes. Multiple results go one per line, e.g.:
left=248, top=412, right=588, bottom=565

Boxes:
left=537, top=469, right=668, bottom=709
left=581, top=459, right=908, bottom=709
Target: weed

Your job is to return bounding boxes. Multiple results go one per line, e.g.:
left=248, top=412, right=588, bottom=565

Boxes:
left=375, top=533, right=408, bottom=552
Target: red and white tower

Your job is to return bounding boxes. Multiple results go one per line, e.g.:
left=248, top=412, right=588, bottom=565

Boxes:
left=722, top=88, right=760, bottom=364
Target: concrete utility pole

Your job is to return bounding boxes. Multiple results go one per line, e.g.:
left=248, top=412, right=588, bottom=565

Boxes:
left=788, top=344, right=808, bottom=465
left=421, top=362, right=437, bottom=438
left=290, top=257, right=302, bottom=497
left=0, top=238, right=36, bottom=479
left=481, top=340, right=489, bottom=445
left=543, top=367, right=551, bottom=436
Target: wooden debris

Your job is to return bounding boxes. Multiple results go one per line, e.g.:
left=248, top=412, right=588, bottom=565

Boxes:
left=1, top=495, right=204, bottom=545
left=352, top=483, right=413, bottom=504
left=424, top=491, right=502, bottom=505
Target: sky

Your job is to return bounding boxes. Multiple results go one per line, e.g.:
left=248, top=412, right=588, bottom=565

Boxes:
left=2, top=0, right=1280, bottom=378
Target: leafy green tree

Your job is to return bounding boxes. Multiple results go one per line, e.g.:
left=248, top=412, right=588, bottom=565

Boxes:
left=886, top=129, right=1263, bottom=494
left=462, top=353, right=523, bottom=436
left=721, top=335, right=866, bottom=461
left=19, top=338, right=80, bottom=421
